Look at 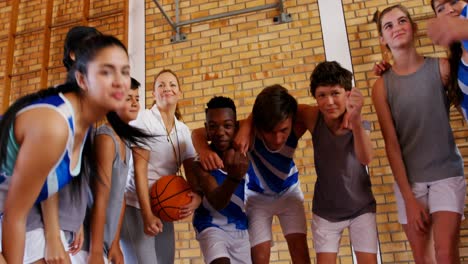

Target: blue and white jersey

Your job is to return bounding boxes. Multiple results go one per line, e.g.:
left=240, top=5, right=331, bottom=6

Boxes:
left=461, top=5, right=468, bottom=51
left=193, top=169, right=248, bottom=233
left=459, top=54, right=468, bottom=120
left=246, top=132, right=299, bottom=196
left=0, top=92, right=88, bottom=213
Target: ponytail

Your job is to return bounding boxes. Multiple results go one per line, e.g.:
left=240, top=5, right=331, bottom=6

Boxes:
left=106, top=111, right=152, bottom=147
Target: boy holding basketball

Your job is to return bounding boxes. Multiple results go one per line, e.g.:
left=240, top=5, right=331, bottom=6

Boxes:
left=192, top=96, right=251, bottom=264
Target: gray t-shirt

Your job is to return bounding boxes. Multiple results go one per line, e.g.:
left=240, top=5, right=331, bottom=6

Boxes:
left=383, top=57, right=464, bottom=183
left=83, top=125, right=131, bottom=253
left=312, top=112, right=376, bottom=222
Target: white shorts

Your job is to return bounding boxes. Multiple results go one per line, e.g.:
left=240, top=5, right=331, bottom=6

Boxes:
left=394, top=176, right=466, bottom=224
left=71, top=250, right=109, bottom=264
left=0, top=228, right=68, bottom=263
left=246, top=184, right=307, bottom=247
left=197, top=227, right=251, bottom=264
left=311, top=213, right=378, bottom=254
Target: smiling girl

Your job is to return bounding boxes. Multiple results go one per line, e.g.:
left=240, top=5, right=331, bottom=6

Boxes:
left=120, top=69, right=201, bottom=263
left=372, top=5, right=465, bottom=263
left=0, top=34, right=131, bottom=263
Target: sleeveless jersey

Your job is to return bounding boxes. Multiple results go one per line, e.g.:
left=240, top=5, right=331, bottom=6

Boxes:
left=383, top=57, right=464, bottom=183
left=312, top=113, right=375, bottom=221
left=193, top=169, right=247, bottom=233
left=0, top=93, right=88, bottom=213
left=246, top=132, right=299, bottom=195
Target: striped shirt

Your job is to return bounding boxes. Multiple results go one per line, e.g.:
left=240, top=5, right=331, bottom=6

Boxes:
left=193, top=169, right=248, bottom=233
left=458, top=4, right=468, bottom=120
left=246, top=132, right=299, bottom=196
left=0, top=93, right=88, bottom=213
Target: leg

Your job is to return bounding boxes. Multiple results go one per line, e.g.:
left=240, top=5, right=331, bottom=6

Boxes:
left=348, top=213, right=378, bottom=264
left=153, top=221, right=175, bottom=263
left=427, top=176, right=465, bottom=264
left=251, top=241, right=271, bottom=264
left=316, top=253, right=337, bottom=264
left=229, top=230, right=252, bottom=264
left=355, top=252, right=377, bottom=264
left=432, top=211, right=461, bottom=264
left=211, top=257, right=230, bottom=264
left=394, top=183, right=433, bottom=263
left=402, top=224, right=433, bottom=264
left=120, top=206, right=158, bottom=264
left=245, top=192, right=274, bottom=264
left=277, top=186, right=310, bottom=264
left=311, top=214, right=346, bottom=264
left=284, top=233, right=311, bottom=264
left=197, top=227, right=232, bottom=264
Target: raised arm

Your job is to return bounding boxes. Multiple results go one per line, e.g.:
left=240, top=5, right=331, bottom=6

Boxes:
left=194, top=149, right=248, bottom=210
left=346, top=87, right=373, bottom=165
left=192, top=127, right=223, bottom=170
left=132, top=147, right=163, bottom=236
left=372, top=78, right=429, bottom=232
left=88, top=134, right=116, bottom=264
left=428, top=16, right=468, bottom=46
left=2, top=109, right=68, bottom=263
left=233, top=114, right=253, bottom=154
left=295, top=104, right=320, bottom=137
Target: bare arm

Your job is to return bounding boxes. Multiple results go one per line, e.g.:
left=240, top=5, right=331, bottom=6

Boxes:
left=41, top=193, right=71, bottom=264
left=2, top=109, right=68, bottom=263
left=347, top=87, right=373, bottom=165
left=295, top=104, right=319, bottom=137
left=192, top=127, right=223, bottom=170
left=194, top=149, right=248, bottom=210
left=107, top=197, right=126, bottom=264
left=179, top=157, right=202, bottom=219
left=233, top=114, right=253, bottom=154
left=132, top=147, right=163, bottom=236
left=372, top=78, right=429, bottom=232
left=88, top=134, right=115, bottom=264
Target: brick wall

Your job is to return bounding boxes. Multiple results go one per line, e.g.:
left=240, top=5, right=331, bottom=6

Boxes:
left=344, top=0, right=468, bottom=262
left=146, top=0, right=468, bottom=263
left=145, top=0, right=323, bottom=262
left=0, top=0, right=127, bottom=110
left=1, top=0, right=468, bottom=263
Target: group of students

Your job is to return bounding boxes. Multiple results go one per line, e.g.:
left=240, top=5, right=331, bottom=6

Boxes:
left=0, top=1, right=468, bottom=264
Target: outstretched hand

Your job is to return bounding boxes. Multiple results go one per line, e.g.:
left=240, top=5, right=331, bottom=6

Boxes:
left=428, top=16, right=465, bottom=46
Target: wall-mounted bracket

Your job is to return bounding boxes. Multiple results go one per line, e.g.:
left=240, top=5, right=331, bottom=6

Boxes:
left=152, top=0, right=292, bottom=43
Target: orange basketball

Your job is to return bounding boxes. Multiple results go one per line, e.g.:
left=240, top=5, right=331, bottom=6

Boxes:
left=150, top=175, right=192, bottom=222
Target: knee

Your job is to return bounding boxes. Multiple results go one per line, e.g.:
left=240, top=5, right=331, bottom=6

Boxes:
left=434, top=242, right=458, bottom=263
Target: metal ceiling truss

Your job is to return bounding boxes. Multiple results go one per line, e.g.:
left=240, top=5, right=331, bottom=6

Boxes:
left=152, top=0, right=292, bottom=43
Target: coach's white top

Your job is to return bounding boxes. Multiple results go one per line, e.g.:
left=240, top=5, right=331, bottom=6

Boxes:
left=125, top=105, right=196, bottom=209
